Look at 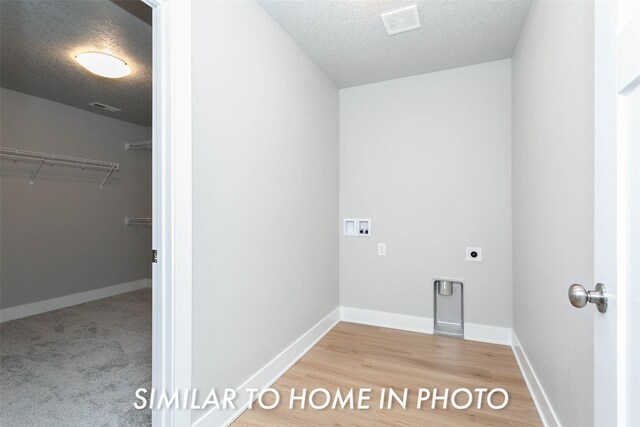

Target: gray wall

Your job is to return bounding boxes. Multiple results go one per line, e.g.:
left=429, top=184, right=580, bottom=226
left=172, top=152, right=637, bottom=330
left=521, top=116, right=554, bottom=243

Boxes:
left=512, top=1, right=594, bottom=426
left=0, top=88, right=151, bottom=309
left=190, top=0, right=339, bottom=420
left=339, top=59, right=513, bottom=328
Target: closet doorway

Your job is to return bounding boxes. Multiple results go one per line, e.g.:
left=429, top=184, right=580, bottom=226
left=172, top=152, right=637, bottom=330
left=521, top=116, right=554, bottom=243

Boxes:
left=0, top=1, right=163, bottom=425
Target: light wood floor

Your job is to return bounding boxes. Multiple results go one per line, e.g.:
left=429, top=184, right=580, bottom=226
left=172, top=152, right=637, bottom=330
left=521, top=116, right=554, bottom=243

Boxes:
left=234, top=322, right=540, bottom=426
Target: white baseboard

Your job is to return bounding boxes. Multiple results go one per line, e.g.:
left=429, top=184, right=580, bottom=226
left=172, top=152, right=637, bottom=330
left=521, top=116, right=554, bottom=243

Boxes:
left=192, top=307, right=341, bottom=427
left=340, top=306, right=511, bottom=346
left=465, top=322, right=512, bottom=345
left=0, top=278, right=152, bottom=323
left=340, top=306, right=434, bottom=334
left=511, top=331, right=560, bottom=427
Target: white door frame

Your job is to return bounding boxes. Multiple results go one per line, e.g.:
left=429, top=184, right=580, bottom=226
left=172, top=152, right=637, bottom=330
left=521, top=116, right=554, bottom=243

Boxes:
left=594, top=0, right=640, bottom=425
left=593, top=0, right=619, bottom=424
left=142, top=1, right=192, bottom=426
left=612, top=2, right=640, bottom=425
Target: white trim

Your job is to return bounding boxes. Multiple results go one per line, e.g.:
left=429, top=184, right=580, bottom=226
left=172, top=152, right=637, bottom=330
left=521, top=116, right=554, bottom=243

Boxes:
left=594, top=2, right=623, bottom=425
left=340, top=306, right=511, bottom=346
left=193, top=308, right=341, bottom=427
left=340, top=306, right=434, bottom=334
left=511, top=331, right=560, bottom=427
left=0, top=279, right=151, bottom=323
left=433, top=276, right=465, bottom=284
left=464, top=322, right=512, bottom=346
left=148, top=1, right=193, bottom=427
left=616, top=10, right=640, bottom=94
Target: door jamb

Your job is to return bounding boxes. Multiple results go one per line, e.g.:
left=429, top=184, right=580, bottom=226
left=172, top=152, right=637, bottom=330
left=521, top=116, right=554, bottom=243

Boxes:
left=593, top=1, right=621, bottom=425
left=141, top=1, right=192, bottom=426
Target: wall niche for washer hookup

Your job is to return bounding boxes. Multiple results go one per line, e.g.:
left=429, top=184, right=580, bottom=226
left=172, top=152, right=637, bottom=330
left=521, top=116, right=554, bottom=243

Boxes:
left=343, top=218, right=371, bottom=236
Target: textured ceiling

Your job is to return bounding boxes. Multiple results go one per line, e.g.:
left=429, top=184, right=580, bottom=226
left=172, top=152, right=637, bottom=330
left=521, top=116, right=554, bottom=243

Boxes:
left=258, top=0, right=531, bottom=88
left=1, top=0, right=152, bottom=126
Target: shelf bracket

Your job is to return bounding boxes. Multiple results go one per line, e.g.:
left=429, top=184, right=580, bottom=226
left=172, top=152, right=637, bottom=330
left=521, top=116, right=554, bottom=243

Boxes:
left=100, top=166, right=116, bottom=189
left=29, top=158, right=46, bottom=184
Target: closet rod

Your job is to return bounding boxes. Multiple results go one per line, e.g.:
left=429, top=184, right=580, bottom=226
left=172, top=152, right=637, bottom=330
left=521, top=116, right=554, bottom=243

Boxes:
left=0, top=147, right=119, bottom=188
left=124, top=140, right=152, bottom=151
left=125, top=217, right=152, bottom=226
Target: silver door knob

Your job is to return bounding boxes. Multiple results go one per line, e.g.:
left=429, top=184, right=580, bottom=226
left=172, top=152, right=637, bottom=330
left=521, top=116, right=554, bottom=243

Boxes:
left=568, top=283, right=608, bottom=313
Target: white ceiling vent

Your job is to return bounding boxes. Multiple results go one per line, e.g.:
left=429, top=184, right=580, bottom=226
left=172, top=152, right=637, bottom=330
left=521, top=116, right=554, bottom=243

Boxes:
left=380, top=5, right=421, bottom=36
left=88, top=101, right=121, bottom=113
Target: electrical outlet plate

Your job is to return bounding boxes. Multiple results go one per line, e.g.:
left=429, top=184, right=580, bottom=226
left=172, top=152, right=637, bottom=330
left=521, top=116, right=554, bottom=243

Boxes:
left=466, top=247, right=482, bottom=262
left=378, top=243, right=386, bottom=256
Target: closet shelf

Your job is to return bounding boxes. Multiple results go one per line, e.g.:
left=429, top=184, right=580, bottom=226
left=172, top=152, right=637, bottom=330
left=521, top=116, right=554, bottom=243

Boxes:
left=125, top=217, right=152, bottom=227
left=124, top=140, right=152, bottom=151
left=0, top=147, right=119, bottom=188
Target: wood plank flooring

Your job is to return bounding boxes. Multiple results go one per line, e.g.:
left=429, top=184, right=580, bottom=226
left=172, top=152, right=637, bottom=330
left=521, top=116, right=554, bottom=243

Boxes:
left=234, top=322, right=540, bottom=426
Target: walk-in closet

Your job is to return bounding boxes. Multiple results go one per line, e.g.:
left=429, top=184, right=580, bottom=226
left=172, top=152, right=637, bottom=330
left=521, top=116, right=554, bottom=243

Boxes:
left=0, top=1, right=154, bottom=425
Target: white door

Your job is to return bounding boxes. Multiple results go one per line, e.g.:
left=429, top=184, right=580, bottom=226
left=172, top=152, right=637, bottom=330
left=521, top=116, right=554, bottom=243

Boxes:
left=588, top=1, right=640, bottom=425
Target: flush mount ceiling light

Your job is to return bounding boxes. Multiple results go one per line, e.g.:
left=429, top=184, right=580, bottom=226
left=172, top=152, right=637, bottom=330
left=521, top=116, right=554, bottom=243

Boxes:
left=75, top=52, right=131, bottom=78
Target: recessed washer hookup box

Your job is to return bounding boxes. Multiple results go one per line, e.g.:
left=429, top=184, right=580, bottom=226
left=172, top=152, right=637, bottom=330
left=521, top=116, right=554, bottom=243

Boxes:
left=434, top=280, right=464, bottom=338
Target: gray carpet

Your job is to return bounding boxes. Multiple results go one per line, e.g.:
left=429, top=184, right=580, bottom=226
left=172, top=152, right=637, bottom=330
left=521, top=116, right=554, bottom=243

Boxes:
left=0, top=289, right=152, bottom=427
